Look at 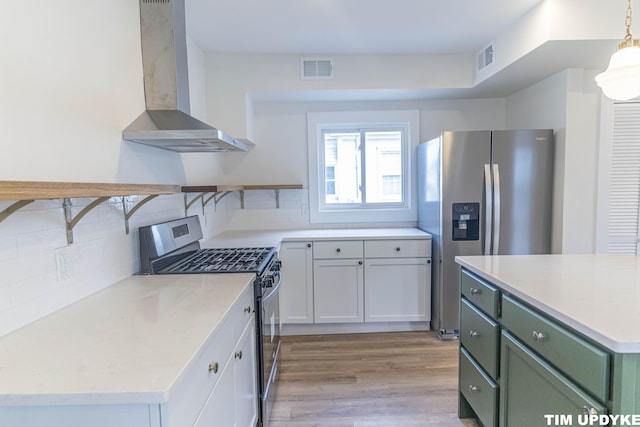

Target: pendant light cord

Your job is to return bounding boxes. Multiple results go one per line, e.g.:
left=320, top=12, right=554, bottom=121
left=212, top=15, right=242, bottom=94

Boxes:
left=626, top=0, right=633, bottom=42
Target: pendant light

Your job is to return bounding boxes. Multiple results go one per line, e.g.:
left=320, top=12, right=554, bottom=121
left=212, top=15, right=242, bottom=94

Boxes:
left=595, top=0, right=640, bottom=101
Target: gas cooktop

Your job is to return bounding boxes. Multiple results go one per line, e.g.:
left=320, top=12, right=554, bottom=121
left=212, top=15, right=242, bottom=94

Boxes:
left=163, top=247, right=275, bottom=274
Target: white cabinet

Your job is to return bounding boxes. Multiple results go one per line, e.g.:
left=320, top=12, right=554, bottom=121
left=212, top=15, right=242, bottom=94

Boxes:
left=313, top=240, right=364, bottom=323
left=194, top=318, right=257, bottom=427
left=0, top=282, right=258, bottom=427
left=278, top=234, right=432, bottom=331
left=364, top=239, right=431, bottom=322
left=279, top=241, right=314, bottom=324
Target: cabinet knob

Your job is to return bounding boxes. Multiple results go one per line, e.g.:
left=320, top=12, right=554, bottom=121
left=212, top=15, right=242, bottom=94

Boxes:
left=582, top=406, right=598, bottom=416
left=532, top=331, right=545, bottom=342
left=244, top=306, right=252, bottom=313
left=395, top=247, right=401, bottom=252
left=470, top=288, right=481, bottom=296
left=468, top=385, right=480, bottom=393
left=358, top=260, right=363, bottom=265
left=234, top=351, right=243, bottom=360
left=336, top=248, right=341, bottom=253
left=427, top=259, right=431, bottom=264
left=468, top=330, right=480, bottom=338
left=208, top=362, right=219, bottom=374
left=307, top=243, right=312, bottom=248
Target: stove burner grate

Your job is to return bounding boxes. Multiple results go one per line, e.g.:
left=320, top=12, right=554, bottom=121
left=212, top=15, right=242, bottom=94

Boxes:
left=165, top=247, right=274, bottom=274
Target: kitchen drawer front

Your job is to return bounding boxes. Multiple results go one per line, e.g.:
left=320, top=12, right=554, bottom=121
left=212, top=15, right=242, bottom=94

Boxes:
left=313, top=240, right=363, bottom=259
left=460, top=298, right=500, bottom=380
left=459, top=347, right=498, bottom=427
left=364, top=239, right=431, bottom=258
left=166, top=314, right=235, bottom=427
left=501, top=294, right=610, bottom=403
left=460, top=269, right=499, bottom=319
left=229, top=284, right=254, bottom=343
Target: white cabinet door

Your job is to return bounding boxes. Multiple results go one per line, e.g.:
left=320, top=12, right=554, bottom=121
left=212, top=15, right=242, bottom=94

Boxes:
left=234, top=319, right=258, bottom=427
left=279, top=241, right=314, bottom=324
left=193, top=356, right=235, bottom=427
left=313, top=259, right=364, bottom=323
left=364, top=258, right=431, bottom=322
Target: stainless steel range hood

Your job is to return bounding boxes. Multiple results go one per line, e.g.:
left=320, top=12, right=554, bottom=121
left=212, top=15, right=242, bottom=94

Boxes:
left=123, top=0, right=250, bottom=152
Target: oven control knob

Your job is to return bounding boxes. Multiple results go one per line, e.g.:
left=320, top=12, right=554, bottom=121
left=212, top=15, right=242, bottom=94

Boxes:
left=272, top=260, right=282, bottom=270
left=264, top=276, right=274, bottom=288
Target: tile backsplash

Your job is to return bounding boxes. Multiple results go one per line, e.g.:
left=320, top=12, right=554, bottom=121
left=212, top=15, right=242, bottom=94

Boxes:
left=0, top=194, right=225, bottom=337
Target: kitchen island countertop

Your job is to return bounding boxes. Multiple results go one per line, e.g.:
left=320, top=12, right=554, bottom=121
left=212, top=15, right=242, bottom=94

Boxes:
left=455, top=254, right=640, bottom=353
left=0, top=273, right=254, bottom=406
left=203, top=227, right=431, bottom=249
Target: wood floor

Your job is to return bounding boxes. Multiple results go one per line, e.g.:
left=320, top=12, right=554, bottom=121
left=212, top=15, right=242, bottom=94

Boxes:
left=269, top=331, right=479, bottom=427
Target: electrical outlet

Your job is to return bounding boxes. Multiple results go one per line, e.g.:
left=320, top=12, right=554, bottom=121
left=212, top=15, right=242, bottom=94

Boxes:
left=55, top=246, right=74, bottom=282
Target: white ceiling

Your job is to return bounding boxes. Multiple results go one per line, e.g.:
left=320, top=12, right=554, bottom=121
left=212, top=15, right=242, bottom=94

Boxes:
left=186, top=0, right=544, bottom=54
left=184, top=0, right=618, bottom=99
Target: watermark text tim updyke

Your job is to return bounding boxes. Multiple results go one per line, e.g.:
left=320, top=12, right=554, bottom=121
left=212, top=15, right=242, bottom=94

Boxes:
left=544, top=414, right=640, bottom=426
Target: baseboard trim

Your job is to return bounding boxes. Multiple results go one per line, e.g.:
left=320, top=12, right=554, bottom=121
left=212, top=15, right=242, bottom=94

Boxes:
left=281, top=321, right=431, bottom=336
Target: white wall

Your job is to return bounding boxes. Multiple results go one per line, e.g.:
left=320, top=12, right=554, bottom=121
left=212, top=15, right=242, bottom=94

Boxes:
left=505, top=69, right=601, bottom=254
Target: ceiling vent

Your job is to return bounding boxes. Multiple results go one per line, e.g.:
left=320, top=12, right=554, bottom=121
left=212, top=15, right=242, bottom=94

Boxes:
left=476, top=42, right=495, bottom=72
left=301, top=58, right=333, bottom=80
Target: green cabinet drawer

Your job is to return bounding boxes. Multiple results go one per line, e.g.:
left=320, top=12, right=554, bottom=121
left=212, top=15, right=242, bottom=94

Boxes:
left=460, top=298, right=500, bottom=380
left=460, top=269, right=499, bottom=318
left=500, top=331, right=607, bottom=427
left=459, top=347, right=498, bottom=427
left=501, top=294, right=610, bottom=403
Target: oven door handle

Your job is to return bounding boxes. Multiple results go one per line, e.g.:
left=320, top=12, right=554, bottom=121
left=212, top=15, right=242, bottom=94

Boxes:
left=261, top=271, right=281, bottom=302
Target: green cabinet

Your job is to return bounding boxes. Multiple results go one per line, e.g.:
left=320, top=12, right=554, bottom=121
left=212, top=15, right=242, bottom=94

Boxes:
left=500, top=331, right=606, bottom=427
left=458, top=267, right=640, bottom=427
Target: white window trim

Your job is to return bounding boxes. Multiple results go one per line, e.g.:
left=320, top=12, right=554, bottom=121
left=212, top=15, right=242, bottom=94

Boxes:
left=307, top=110, right=420, bottom=224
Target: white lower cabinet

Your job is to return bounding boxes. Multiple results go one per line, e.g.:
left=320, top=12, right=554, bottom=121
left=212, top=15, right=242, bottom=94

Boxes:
left=194, top=318, right=257, bottom=427
left=279, top=241, right=314, bottom=323
left=313, top=258, right=364, bottom=323
left=280, top=236, right=432, bottom=329
left=0, top=284, right=258, bottom=427
left=364, top=257, right=431, bottom=322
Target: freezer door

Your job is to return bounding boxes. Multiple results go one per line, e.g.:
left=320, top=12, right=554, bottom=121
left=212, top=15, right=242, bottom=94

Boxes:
left=437, top=131, right=492, bottom=335
left=491, top=129, right=554, bottom=255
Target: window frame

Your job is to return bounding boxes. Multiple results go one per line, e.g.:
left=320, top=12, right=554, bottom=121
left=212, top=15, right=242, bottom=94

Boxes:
left=307, top=110, right=419, bottom=224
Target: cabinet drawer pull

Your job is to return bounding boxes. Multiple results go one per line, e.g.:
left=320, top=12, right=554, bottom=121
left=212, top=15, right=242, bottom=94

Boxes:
left=532, top=331, right=545, bottom=342
left=208, top=362, right=219, bottom=374
left=307, top=243, right=312, bottom=248
left=468, top=385, right=480, bottom=393
left=358, top=260, right=363, bottom=265
left=244, top=306, right=252, bottom=313
left=468, top=330, right=480, bottom=338
left=234, top=351, right=243, bottom=360
left=395, top=247, right=401, bottom=252
left=470, top=288, right=481, bottom=296
left=336, top=248, right=341, bottom=253
left=582, top=406, right=598, bottom=416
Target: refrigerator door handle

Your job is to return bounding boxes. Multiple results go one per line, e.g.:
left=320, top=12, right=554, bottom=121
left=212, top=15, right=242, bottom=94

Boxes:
left=484, top=164, right=492, bottom=255
left=493, top=163, right=501, bottom=255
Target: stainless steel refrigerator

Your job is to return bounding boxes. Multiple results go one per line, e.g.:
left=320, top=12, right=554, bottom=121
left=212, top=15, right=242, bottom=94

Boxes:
left=418, top=130, right=554, bottom=340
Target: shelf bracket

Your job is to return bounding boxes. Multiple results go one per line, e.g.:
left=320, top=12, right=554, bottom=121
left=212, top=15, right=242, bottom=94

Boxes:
left=202, top=191, right=233, bottom=212
left=63, top=197, right=110, bottom=244
left=0, top=200, right=35, bottom=224
left=275, top=189, right=281, bottom=209
left=184, top=193, right=206, bottom=217
left=239, top=190, right=245, bottom=209
left=122, top=195, right=160, bottom=234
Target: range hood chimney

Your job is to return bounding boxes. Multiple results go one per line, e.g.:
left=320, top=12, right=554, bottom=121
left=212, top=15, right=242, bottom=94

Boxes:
left=123, top=0, right=250, bottom=152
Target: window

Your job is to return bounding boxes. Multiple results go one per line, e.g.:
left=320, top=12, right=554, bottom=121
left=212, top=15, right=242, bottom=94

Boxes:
left=307, top=110, right=419, bottom=224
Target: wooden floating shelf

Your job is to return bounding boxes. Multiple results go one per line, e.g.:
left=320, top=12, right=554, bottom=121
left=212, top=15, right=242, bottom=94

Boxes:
left=0, top=180, right=180, bottom=201
left=0, top=180, right=181, bottom=244
left=181, top=184, right=303, bottom=193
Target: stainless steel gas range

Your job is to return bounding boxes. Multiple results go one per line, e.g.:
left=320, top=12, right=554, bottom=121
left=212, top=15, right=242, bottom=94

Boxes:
left=138, top=216, right=281, bottom=427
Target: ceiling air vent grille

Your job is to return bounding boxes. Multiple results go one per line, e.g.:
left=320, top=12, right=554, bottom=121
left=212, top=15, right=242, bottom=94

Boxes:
left=301, top=58, right=333, bottom=80
left=142, top=0, right=170, bottom=4
left=476, top=43, right=494, bottom=72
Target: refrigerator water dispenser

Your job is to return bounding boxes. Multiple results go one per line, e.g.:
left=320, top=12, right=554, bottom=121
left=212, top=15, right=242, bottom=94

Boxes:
left=452, top=203, right=479, bottom=241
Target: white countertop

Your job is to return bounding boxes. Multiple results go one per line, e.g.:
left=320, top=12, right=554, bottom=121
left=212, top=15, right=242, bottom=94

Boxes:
left=0, top=273, right=254, bottom=406
left=203, top=228, right=431, bottom=249
left=455, top=254, right=640, bottom=353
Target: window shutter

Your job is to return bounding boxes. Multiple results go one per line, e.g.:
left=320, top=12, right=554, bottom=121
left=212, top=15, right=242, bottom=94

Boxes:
left=608, top=102, right=640, bottom=254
